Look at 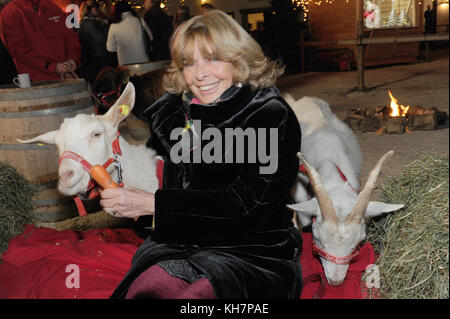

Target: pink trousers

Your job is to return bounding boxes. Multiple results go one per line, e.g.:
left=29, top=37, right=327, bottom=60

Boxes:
left=125, top=265, right=216, bottom=299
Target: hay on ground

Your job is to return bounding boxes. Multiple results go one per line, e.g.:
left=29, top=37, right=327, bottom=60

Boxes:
left=366, top=152, right=449, bottom=299
left=0, top=162, right=36, bottom=255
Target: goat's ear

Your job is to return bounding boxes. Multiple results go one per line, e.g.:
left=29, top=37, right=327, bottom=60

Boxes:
left=17, top=130, right=59, bottom=145
left=103, top=82, right=135, bottom=127
left=365, top=201, right=404, bottom=218
left=287, top=198, right=318, bottom=216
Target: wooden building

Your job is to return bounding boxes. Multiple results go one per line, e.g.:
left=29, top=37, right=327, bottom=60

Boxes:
left=305, top=0, right=429, bottom=70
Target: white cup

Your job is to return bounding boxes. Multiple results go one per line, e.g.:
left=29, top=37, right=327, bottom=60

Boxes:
left=13, top=73, right=31, bottom=88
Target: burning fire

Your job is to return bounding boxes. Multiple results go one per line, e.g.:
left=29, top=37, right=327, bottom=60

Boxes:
left=388, top=90, right=410, bottom=117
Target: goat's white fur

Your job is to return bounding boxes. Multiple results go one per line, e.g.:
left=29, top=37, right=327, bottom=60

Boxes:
left=284, top=94, right=404, bottom=286
left=18, top=82, right=159, bottom=198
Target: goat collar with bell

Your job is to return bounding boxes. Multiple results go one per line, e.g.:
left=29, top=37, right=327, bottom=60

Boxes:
left=58, top=131, right=123, bottom=216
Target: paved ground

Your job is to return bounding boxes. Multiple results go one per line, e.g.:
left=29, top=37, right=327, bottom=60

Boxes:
left=277, top=56, right=449, bottom=193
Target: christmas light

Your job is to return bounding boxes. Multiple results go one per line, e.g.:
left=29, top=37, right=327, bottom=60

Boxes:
left=291, top=0, right=351, bottom=22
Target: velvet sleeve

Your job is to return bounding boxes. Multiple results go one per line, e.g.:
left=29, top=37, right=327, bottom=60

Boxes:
left=152, top=98, right=301, bottom=245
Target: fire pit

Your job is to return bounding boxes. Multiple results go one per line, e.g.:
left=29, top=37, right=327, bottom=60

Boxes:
left=345, top=90, right=448, bottom=134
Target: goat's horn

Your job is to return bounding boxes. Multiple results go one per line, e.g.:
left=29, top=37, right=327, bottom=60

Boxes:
left=346, top=150, right=394, bottom=225
left=297, top=152, right=338, bottom=226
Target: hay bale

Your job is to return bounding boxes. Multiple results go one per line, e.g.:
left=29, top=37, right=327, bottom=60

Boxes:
left=366, top=152, right=449, bottom=299
left=0, top=161, right=36, bottom=254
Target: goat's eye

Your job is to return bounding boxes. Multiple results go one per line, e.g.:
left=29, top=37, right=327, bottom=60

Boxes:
left=92, top=132, right=102, bottom=138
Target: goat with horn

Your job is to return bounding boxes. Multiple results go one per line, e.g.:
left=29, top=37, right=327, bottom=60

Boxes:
left=285, top=94, right=404, bottom=286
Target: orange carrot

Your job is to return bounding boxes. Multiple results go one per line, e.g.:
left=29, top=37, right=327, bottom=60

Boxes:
left=90, top=165, right=119, bottom=189
left=90, top=165, right=139, bottom=222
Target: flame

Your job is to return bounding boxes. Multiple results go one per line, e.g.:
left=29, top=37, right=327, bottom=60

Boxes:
left=388, top=90, right=409, bottom=117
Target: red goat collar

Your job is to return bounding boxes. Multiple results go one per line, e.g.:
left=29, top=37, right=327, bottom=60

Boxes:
left=298, top=164, right=357, bottom=194
left=312, top=238, right=360, bottom=265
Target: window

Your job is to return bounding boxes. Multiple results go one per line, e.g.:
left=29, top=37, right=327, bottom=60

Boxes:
left=364, top=0, right=417, bottom=29
left=247, top=12, right=264, bottom=32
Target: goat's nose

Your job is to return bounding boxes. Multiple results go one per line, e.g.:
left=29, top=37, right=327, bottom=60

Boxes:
left=328, top=279, right=344, bottom=286
left=60, top=169, right=75, bottom=186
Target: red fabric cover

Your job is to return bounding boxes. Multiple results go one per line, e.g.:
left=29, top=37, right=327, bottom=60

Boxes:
left=300, top=232, right=376, bottom=299
left=0, top=226, right=375, bottom=299
left=0, top=225, right=143, bottom=299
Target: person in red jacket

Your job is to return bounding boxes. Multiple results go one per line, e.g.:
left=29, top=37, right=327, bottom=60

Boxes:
left=0, top=0, right=82, bottom=82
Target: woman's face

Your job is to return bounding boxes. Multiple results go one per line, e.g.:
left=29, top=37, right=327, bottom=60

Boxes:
left=182, top=40, right=234, bottom=104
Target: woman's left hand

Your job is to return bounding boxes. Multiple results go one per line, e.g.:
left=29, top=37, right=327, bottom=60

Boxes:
left=99, top=186, right=155, bottom=219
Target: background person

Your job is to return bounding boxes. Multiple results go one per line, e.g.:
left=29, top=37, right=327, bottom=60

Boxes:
left=424, top=5, right=435, bottom=34
left=0, top=0, right=81, bottom=82
left=143, top=0, right=173, bottom=61
left=79, top=0, right=116, bottom=84
left=104, top=10, right=303, bottom=299
left=172, top=4, right=190, bottom=30
left=200, top=3, right=214, bottom=14
left=107, top=0, right=148, bottom=65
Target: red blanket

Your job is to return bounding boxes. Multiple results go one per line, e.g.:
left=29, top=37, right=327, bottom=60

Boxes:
left=0, top=225, right=143, bottom=299
left=0, top=225, right=376, bottom=299
left=300, top=232, right=377, bottom=299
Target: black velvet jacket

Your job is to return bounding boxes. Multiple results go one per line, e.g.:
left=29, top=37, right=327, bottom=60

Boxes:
left=111, top=85, right=303, bottom=299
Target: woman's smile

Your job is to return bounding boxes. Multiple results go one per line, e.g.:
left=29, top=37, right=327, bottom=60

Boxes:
left=183, top=41, right=234, bottom=104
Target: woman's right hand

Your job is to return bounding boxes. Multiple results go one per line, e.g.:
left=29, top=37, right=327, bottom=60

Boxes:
left=99, top=186, right=156, bottom=219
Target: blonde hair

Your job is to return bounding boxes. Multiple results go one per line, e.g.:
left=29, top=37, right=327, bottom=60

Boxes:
left=163, top=10, right=284, bottom=94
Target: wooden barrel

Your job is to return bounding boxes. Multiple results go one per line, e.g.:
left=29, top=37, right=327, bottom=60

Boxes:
left=0, top=79, right=95, bottom=223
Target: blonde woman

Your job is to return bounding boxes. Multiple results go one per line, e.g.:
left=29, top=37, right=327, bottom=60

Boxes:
left=105, top=10, right=303, bottom=299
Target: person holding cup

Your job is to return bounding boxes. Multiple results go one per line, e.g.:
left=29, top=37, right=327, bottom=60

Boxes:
left=0, top=0, right=82, bottom=82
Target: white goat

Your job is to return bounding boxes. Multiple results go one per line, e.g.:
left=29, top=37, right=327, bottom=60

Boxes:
left=284, top=94, right=404, bottom=286
left=18, top=83, right=159, bottom=203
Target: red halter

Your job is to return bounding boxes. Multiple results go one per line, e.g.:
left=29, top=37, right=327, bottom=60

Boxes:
left=58, top=132, right=123, bottom=216
left=94, top=83, right=123, bottom=109
left=312, top=239, right=360, bottom=265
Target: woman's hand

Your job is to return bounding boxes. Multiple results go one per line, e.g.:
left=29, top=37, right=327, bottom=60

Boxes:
left=99, top=186, right=155, bottom=219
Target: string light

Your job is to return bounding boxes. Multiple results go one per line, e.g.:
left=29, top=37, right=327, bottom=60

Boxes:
left=291, top=0, right=352, bottom=22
